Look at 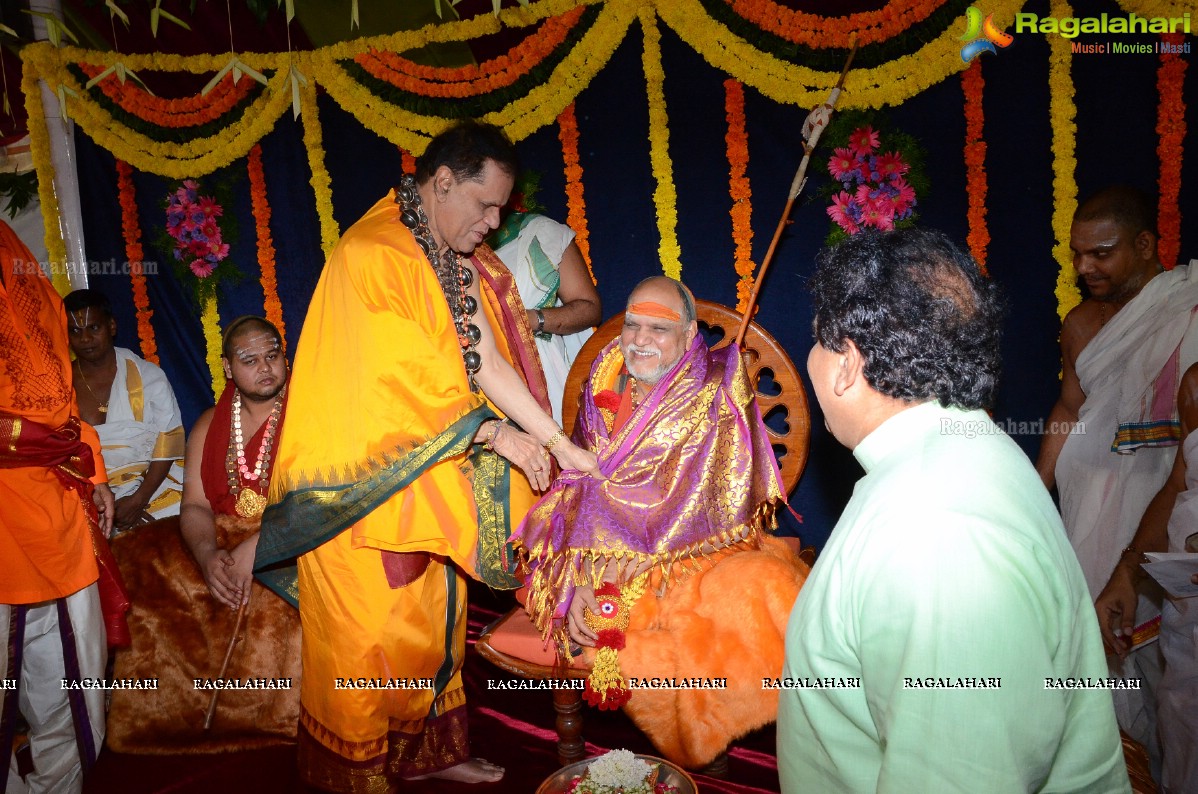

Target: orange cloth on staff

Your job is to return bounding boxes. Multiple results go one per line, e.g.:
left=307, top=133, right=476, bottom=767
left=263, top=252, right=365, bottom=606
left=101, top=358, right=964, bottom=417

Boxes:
left=0, top=223, right=106, bottom=604
left=267, top=193, right=540, bottom=786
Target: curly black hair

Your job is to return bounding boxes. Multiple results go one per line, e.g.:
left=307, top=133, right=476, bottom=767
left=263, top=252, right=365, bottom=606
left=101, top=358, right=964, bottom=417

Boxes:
left=414, top=120, right=519, bottom=185
left=808, top=227, right=1005, bottom=411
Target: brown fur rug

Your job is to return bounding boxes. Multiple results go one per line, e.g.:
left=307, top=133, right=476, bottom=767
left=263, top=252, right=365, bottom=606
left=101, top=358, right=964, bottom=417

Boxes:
left=106, top=514, right=301, bottom=754
left=590, top=535, right=809, bottom=769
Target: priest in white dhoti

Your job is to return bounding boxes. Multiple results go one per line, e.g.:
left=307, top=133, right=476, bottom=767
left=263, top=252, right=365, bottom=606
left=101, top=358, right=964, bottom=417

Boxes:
left=1037, top=186, right=1198, bottom=771
left=65, top=290, right=185, bottom=531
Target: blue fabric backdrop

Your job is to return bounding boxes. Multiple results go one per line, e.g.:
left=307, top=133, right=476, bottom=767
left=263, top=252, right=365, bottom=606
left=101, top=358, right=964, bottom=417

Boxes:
left=73, top=0, right=1198, bottom=549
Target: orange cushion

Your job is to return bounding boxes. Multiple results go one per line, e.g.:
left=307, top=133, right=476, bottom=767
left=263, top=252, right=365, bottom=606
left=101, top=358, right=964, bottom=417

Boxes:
left=487, top=609, right=589, bottom=669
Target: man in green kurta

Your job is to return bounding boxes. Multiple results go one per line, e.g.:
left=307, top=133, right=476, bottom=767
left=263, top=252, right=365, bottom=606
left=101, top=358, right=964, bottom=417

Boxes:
left=779, top=228, right=1129, bottom=793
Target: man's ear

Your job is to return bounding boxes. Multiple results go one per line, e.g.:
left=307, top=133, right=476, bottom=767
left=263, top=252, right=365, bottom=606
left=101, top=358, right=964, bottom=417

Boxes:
left=221, top=357, right=232, bottom=381
left=434, top=165, right=454, bottom=200
left=1134, top=229, right=1157, bottom=261
left=834, top=339, right=865, bottom=396
left=684, top=320, right=698, bottom=347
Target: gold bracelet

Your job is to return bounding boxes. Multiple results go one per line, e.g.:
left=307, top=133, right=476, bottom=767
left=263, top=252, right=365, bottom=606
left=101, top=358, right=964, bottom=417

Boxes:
left=543, top=429, right=566, bottom=451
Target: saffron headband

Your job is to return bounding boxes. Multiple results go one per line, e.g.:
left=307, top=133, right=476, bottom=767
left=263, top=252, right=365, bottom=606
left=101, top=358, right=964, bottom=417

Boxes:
left=627, top=301, right=680, bottom=322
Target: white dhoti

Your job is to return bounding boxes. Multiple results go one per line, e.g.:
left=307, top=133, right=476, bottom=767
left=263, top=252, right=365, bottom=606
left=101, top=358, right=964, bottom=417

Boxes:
left=0, top=583, right=106, bottom=794
left=1159, top=431, right=1198, bottom=794
left=1056, top=262, right=1198, bottom=768
left=99, top=348, right=185, bottom=526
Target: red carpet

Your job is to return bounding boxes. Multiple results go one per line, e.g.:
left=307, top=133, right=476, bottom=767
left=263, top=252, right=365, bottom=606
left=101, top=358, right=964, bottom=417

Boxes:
left=82, top=581, right=782, bottom=793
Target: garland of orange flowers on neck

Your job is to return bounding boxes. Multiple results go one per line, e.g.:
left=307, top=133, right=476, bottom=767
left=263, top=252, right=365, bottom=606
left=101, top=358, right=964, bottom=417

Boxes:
left=355, top=6, right=584, bottom=99
left=78, top=63, right=255, bottom=128
left=1156, top=32, right=1186, bottom=271
left=248, top=144, right=286, bottom=340
left=726, top=0, right=948, bottom=48
left=724, top=79, right=754, bottom=312
left=115, top=159, right=158, bottom=364
left=962, top=61, right=989, bottom=274
left=558, top=102, right=594, bottom=283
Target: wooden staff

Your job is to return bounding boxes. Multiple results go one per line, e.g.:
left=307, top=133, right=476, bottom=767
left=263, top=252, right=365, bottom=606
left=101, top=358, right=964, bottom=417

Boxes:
left=203, top=599, right=248, bottom=730
left=734, top=36, right=860, bottom=347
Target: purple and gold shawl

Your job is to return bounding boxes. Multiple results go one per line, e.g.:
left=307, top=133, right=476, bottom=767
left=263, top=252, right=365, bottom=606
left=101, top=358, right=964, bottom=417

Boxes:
left=512, top=334, right=783, bottom=635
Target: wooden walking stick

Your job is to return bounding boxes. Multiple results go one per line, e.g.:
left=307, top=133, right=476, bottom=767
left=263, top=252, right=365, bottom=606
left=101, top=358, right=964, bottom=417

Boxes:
left=203, top=599, right=248, bottom=730
left=734, top=36, right=860, bottom=347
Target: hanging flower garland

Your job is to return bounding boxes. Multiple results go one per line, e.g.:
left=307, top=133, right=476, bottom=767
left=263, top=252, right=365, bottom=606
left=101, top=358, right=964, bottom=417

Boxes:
left=21, top=63, right=70, bottom=294
left=353, top=6, right=585, bottom=99
left=961, top=60, right=989, bottom=274
left=78, top=62, right=256, bottom=128
left=199, top=297, right=224, bottom=399
left=299, top=78, right=341, bottom=257
left=1049, top=0, right=1080, bottom=321
left=115, top=159, right=157, bottom=363
left=1155, top=33, right=1186, bottom=271
left=248, top=144, right=286, bottom=339
left=724, top=79, right=754, bottom=313
left=557, top=102, right=594, bottom=283
left=638, top=6, right=682, bottom=280
left=400, top=148, right=417, bottom=176
left=725, top=0, right=947, bottom=48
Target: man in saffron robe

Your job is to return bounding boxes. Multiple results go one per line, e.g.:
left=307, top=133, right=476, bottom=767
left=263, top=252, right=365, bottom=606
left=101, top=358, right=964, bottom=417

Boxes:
left=515, top=276, right=809, bottom=769
left=0, top=220, right=117, bottom=794
left=254, top=121, right=599, bottom=791
left=105, top=316, right=300, bottom=753
left=64, top=289, right=186, bottom=530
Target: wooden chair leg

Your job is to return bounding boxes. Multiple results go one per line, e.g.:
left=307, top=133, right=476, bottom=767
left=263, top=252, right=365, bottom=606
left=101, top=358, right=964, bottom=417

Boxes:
left=552, top=687, right=586, bottom=766
left=700, top=751, right=730, bottom=779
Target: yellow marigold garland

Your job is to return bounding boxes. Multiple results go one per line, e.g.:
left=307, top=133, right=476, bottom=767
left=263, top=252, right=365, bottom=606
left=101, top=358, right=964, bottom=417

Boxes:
left=1155, top=33, right=1185, bottom=271
left=961, top=61, right=989, bottom=274
left=656, top=0, right=1015, bottom=110
left=724, top=79, right=754, bottom=312
left=1049, top=0, right=1080, bottom=321
left=557, top=102, right=594, bottom=283
left=638, top=5, right=682, bottom=280
left=1114, top=0, right=1194, bottom=18
left=115, top=159, right=157, bottom=364
left=201, top=295, right=224, bottom=400
left=299, top=78, right=340, bottom=258
left=248, top=143, right=285, bottom=340
left=22, top=64, right=69, bottom=294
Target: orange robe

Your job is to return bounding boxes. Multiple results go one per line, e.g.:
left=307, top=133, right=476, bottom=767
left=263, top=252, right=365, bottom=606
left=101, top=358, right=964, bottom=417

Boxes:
left=258, top=193, right=545, bottom=790
left=0, top=223, right=106, bottom=604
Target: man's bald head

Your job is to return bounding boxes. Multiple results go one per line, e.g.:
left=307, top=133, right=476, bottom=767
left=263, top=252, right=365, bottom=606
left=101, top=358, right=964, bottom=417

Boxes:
left=625, top=276, right=696, bottom=326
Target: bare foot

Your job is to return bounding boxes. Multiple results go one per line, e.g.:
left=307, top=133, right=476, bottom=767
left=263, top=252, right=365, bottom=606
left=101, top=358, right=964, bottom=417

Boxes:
left=406, top=758, right=504, bottom=783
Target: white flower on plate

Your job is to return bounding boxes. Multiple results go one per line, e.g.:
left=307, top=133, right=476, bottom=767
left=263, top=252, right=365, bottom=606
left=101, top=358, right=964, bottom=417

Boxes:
left=587, top=749, right=654, bottom=788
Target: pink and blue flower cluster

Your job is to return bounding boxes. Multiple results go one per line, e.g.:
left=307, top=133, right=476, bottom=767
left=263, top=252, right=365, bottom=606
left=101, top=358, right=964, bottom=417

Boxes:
left=826, top=126, right=917, bottom=235
left=165, top=179, right=229, bottom=278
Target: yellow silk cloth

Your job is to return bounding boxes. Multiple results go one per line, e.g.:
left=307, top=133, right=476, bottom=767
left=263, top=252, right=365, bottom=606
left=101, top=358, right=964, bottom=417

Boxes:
left=262, top=192, right=543, bottom=787
left=264, top=193, right=538, bottom=577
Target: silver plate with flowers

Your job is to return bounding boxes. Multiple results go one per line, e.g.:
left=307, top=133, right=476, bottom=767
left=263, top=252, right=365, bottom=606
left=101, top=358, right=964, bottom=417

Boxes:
left=537, top=749, right=698, bottom=794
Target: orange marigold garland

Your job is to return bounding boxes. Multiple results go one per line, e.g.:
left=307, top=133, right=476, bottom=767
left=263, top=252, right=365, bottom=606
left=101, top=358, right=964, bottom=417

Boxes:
left=1156, top=33, right=1186, bottom=271
left=558, top=102, right=594, bottom=283
left=961, top=60, right=989, bottom=274
left=115, top=159, right=157, bottom=364
left=400, top=147, right=417, bottom=176
left=353, top=7, right=583, bottom=99
left=725, top=79, right=754, bottom=312
left=79, top=63, right=255, bottom=128
left=248, top=144, right=285, bottom=340
left=727, top=0, right=943, bottom=48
